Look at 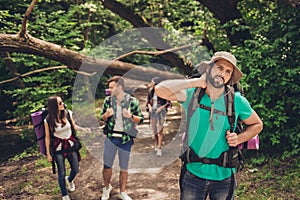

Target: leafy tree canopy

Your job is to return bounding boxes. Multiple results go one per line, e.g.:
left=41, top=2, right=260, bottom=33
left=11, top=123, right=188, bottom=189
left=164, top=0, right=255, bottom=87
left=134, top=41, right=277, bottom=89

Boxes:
left=0, top=0, right=299, bottom=158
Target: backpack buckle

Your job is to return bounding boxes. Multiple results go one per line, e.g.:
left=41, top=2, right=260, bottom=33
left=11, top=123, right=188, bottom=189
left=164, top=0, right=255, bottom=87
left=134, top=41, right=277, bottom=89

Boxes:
left=202, top=158, right=210, bottom=164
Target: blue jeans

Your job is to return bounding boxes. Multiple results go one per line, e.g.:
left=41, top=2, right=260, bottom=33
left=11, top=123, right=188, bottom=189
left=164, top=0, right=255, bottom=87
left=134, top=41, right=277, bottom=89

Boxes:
left=180, top=170, right=236, bottom=200
left=55, top=151, right=79, bottom=196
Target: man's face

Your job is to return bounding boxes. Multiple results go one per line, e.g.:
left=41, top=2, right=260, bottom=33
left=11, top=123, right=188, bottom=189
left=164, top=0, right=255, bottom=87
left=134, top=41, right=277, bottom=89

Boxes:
left=208, top=59, right=234, bottom=87
left=108, top=81, right=117, bottom=96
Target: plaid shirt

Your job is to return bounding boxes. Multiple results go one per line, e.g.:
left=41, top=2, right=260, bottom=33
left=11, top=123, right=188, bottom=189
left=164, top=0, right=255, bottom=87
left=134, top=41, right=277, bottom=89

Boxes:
left=52, top=135, right=81, bottom=161
left=100, top=93, right=144, bottom=138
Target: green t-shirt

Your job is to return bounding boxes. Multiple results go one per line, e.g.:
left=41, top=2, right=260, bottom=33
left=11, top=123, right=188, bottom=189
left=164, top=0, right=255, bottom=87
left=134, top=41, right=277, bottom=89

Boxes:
left=181, top=88, right=253, bottom=180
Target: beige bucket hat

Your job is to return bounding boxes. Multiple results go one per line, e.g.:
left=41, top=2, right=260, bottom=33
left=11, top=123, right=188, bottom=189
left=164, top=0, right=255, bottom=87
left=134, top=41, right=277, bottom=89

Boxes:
left=197, top=51, right=243, bottom=84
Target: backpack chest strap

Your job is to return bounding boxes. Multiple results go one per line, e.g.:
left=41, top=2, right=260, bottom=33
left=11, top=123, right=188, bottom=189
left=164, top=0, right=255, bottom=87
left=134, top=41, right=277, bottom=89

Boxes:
left=199, top=104, right=227, bottom=116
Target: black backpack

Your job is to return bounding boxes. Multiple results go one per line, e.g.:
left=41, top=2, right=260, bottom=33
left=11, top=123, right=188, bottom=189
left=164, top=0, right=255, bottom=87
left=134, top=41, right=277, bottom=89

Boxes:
left=179, top=86, right=243, bottom=199
left=181, top=86, right=244, bottom=169
left=103, top=93, right=138, bottom=138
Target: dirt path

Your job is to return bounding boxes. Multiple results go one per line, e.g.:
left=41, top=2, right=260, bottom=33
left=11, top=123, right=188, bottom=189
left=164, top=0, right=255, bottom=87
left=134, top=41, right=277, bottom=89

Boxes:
left=0, top=82, right=184, bottom=200
left=69, top=99, right=183, bottom=200
left=69, top=150, right=182, bottom=200
left=71, top=85, right=184, bottom=200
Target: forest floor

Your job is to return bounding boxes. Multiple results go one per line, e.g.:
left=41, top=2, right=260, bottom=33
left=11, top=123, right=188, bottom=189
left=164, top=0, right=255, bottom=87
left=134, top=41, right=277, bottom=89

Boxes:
left=0, top=85, right=184, bottom=200
left=0, top=81, right=299, bottom=200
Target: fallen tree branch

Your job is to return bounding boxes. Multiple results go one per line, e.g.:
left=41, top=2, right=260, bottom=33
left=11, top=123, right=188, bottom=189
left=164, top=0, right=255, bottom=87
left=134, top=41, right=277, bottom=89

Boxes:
left=1, top=52, right=26, bottom=88
left=74, top=70, right=97, bottom=77
left=114, top=42, right=201, bottom=61
left=0, top=33, right=183, bottom=83
left=19, top=0, right=38, bottom=37
left=0, top=66, right=98, bottom=85
left=0, top=66, right=67, bottom=85
left=0, top=118, right=18, bottom=127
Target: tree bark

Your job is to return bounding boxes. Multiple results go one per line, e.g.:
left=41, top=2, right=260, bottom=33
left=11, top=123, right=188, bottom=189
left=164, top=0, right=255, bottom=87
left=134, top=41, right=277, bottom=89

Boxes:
left=0, top=33, right=183, bottom=82
left=1, top=52, right=26, bottom=88
left=198, top=0, right=252, bottom=45
left=279, top=0, right=300, bottom=8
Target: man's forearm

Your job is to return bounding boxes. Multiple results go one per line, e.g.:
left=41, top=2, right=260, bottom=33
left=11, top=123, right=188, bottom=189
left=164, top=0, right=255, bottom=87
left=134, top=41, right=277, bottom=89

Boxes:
left=237, top=111, right=263, bottom=145
left=237, top=123, right=263, bottom=145
left=155, top=78, right=203, bottom=101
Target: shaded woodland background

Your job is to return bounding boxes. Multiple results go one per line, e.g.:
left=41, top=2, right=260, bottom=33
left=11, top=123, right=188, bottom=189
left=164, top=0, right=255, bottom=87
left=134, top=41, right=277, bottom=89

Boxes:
left=1, top=0, right=299, bottom=158
left=0, top=0, right=299, bottom=199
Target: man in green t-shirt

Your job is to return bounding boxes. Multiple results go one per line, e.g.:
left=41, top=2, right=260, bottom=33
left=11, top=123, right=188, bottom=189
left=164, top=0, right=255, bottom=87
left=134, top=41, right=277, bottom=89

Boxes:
left=155, top=51, right=263, bottom=199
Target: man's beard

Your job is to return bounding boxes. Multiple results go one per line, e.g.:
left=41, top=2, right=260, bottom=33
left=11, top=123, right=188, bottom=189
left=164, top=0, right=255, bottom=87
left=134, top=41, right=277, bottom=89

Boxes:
left=205, top=68, right=226, bottom=130
left=206, top=67, right=225, bottom=101
left=207, top=73, right=225, bottom=88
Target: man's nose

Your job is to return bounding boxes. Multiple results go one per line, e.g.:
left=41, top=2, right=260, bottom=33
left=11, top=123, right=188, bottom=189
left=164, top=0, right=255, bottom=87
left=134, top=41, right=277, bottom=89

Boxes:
left=217, top=70, right=224, bottom=77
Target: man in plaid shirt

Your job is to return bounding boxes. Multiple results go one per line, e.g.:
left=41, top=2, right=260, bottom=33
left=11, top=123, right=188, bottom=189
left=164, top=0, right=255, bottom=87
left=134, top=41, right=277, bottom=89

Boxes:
left=100, top=76, right=144, bottom=200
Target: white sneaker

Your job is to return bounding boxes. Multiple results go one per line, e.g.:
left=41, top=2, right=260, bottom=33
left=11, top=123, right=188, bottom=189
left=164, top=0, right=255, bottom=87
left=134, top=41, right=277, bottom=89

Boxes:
left=65, top=176, right=75, bottom=192
left=118, top=192, right=132, bottom=200
left=154, top=145, right=158, bottom=151
left=62, top=195, right=70, bottom=200
left=101, top=184, right=113, bottom=200
left=156, top=148, right=162, bottom=157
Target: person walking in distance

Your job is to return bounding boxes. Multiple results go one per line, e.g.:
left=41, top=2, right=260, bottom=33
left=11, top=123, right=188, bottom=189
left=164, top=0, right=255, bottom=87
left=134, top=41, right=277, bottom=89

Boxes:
left=100, top=76, right=144, bottom=200
left=155, top=52, right=263, bottom=199
left=44, top=96, right=91, bottom=200
left=146, top=77, right=171, bottom=156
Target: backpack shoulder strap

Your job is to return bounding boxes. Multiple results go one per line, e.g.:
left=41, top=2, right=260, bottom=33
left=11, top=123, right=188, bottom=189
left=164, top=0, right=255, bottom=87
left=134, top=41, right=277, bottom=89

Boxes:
left=124, top=93, right=133, bottom=109
left=189, top=88, right=206, bottom=121
left=108, top=96, right=112, bottom=107
left=226, top=86, right=245, bottom=172
left=225, top=85, right=235, bottom=133
left=188, top=88, right=205, bottom=117
left=45, top=114, right=55, bottom=138
left=66, top=110, right=77, bottom=137
left=184, top=88, right=205, bottom=145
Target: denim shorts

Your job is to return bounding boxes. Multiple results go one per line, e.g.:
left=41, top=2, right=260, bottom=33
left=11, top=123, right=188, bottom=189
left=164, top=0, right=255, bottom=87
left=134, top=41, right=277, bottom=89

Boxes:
left=103, top=137, right=133, bottom=170
left=180, top=170, right=236, bottom=200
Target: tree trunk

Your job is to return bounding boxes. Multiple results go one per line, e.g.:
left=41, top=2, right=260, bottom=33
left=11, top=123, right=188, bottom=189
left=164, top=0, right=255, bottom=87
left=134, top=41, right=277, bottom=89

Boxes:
left=0, top=33, right=183, bottom=82
left=1, top=52, right=26, bottom=88
left=198, top=0, right=252, bottom=45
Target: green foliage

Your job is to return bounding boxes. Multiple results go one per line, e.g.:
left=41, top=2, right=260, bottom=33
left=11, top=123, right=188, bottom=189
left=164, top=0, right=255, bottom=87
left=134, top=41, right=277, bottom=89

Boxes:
left=0, top=0, right=133, bottom=123
left=232, top=1, right=300, bottom=158
left=0, top=0, right=299, bottom=159
left=3, top=68, right=75, bottom=125
left=0, top=0, right=29, bottom=33
left=9, top=145, right=38, bottom=162
left=130, top=0, right=229, bottom=63
left=249, top=155, right=266, bottom=166
left=236, top=155, right=300, bottom=199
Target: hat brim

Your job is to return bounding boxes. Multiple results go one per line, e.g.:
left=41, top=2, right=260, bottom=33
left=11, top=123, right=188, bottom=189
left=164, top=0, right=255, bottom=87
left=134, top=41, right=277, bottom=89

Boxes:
left=195, top=61, right=211, bottom=74
left=230, top=67, right=243, bottom=85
